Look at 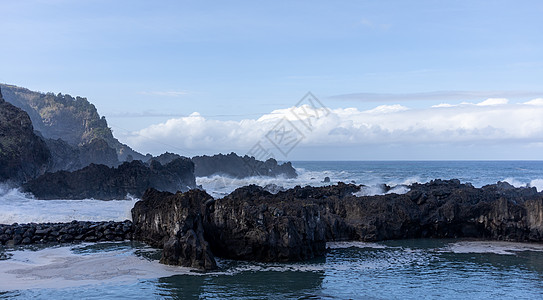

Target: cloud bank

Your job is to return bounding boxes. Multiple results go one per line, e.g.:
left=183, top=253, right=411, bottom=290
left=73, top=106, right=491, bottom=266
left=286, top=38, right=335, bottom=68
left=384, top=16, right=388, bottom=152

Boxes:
left=123, top=98, right=543, bottom=159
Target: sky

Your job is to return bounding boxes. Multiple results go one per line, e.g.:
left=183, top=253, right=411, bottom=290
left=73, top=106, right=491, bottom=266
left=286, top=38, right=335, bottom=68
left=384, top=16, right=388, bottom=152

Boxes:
left=1, top=0, right=543, bottom=160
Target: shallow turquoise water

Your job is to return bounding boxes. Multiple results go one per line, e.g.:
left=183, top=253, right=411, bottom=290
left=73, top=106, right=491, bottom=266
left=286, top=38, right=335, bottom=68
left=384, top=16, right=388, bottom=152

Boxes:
left=2, top=239, right=543, bottom=299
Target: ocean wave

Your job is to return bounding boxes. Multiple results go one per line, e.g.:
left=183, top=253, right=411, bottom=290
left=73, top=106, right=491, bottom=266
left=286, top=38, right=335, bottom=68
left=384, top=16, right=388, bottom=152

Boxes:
left=503, top=177, right=543, bottom=192
left=0, top=187, right=137, bottom=224
left=196, top=168, right=347, bottom=198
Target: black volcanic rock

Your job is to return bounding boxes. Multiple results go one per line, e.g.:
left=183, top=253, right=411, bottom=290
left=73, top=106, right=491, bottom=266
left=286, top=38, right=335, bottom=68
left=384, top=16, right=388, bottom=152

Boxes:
left=204, top=185, right=327, bottom=262
left=131, top=179, right=543, bottom=270
left=192, top=152, right=297, bottom=178
left=0, top=87, right=51, bottom=183
left=132, top=188, right=217, bottom=270
left=23, top=158, right=196, bottom=200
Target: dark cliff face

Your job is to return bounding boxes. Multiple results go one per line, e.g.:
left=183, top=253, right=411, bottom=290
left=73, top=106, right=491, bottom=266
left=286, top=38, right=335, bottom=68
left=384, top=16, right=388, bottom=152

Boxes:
left=23, top=158, right=196, bottom=200
left=0, top=88, right=51, bottom=183
left=192, top=152, right=297, bottom=178
left=132, top=180, right=543, bottom=270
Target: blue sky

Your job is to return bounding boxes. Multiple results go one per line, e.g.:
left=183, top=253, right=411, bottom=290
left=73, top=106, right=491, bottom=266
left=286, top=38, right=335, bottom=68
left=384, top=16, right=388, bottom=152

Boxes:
left=1, top=0, right=543, bottom=159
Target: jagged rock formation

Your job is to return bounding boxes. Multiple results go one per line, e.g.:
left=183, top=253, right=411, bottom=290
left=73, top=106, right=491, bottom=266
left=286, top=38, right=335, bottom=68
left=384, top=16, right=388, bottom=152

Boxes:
left=132, top=189, right=216, bottom=270
left=0, top=87, right=50, bottom=183
left=23, top=158, right=196, bottom=200
left=192, top=152, right=297, bottom=178
left=132, top=180, right=543, bottom=270
left=204, top=185, right=328, bottom=262
left=0, top=83, right=146, bottom=162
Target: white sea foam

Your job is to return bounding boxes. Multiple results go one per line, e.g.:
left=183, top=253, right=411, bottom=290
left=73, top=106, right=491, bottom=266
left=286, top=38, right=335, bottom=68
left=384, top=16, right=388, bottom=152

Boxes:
left=0, top=243, right=191, bottom=290
left=352, top=184, right=410, bottom=197
left=502, top=177, right=543, bottom=192
left=326, top=241, right=387, bottom=249
left=439, top=241, right=543, bottom=255
left=0, top=187, right=138, bottom=224
left=196, top=168, right=346, bottom=198
left=529, top=179, right=543, bottom=192
left=386, top=185, right=410, bottom=195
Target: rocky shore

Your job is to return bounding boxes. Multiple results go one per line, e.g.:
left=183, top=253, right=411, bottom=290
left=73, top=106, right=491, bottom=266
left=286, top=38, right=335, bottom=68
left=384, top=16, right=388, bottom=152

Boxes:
left=3, top=179, right=543, bottom=273
left=132, top=179, right=543, bottom=271
left=0, top=220, right=133, bottom=246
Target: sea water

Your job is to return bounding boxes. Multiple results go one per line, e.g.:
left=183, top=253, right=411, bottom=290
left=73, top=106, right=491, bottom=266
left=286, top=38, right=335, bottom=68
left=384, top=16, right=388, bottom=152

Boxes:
left=2, top=161, right=543, bottom=299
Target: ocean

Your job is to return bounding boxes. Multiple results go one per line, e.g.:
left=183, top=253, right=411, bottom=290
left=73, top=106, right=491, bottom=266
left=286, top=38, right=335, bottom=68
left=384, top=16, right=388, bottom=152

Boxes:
left=2, top=161, right=543, bottom=299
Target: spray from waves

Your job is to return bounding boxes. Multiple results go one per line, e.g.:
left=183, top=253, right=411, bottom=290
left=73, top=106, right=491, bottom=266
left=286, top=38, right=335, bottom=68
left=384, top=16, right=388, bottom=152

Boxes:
left=0, top=186, right=138, bottom=224
left=531, top=179, right=543, bottom=192
left=198, top=167, right=413, bottom=198
left=503, top=177, right=543, bottom=192
left=196, top=168, right=342, bottom=198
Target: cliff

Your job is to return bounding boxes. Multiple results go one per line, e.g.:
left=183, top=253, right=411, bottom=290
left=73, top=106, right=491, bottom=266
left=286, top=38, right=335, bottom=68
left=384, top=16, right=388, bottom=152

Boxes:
left=0, top=87, right=51, bottom=183
left=0, top=83, right=145, bottom=162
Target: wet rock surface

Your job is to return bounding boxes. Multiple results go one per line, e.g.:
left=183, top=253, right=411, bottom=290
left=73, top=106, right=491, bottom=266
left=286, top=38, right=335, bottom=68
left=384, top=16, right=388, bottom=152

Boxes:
left=132, top=179, right=543, bottom=270
left=132, top=188, right=216, bottom=270
left=0, top=220, right=133, bottom=246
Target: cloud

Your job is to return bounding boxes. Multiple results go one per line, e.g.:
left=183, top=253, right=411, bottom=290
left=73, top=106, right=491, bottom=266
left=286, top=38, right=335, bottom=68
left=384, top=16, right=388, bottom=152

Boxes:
left=475, top=98, right=508, bottom=106
left=124, top=98, right=543, bottom=158
left=524, top=98, right=543, bottom=106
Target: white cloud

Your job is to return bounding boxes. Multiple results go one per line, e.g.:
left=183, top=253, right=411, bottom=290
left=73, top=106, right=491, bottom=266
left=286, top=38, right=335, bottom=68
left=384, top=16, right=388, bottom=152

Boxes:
left=431, top=103, right=455, bottom=108
left=124, top=99, right=543, bottom=158
left=363, top=104, right=409, bottom=114
left=476, top=98, right=509, bottom=106
left=524, top=98, right=543, bottom=106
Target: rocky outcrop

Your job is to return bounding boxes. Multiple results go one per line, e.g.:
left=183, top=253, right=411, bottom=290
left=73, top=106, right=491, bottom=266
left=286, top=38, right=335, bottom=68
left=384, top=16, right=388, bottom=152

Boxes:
left=0, top=87, right=51, bottom=183
left=23, top=158, right=196, bottom=200
left=192, top=152, right=297, bottom=178
left=204, top=185, right=328, bottom=262
left=132, top=188, right=216, bottom=270
left=0, top=220, right=133, bottom=246
left=132, top=179, right=543, bottom=271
